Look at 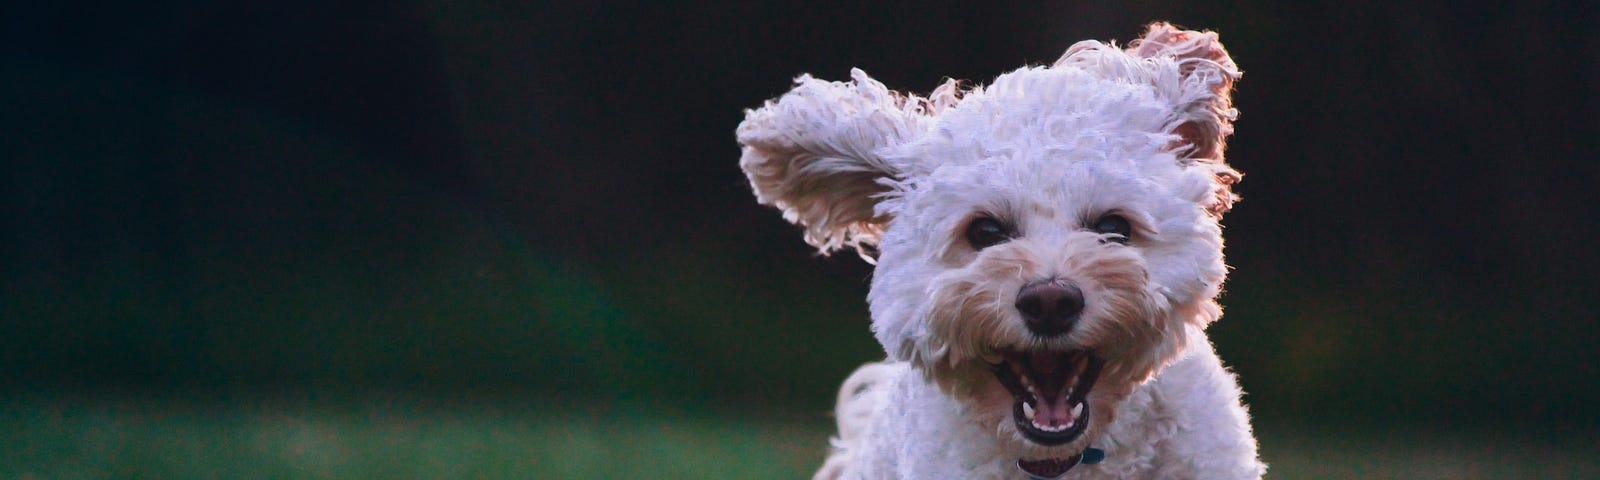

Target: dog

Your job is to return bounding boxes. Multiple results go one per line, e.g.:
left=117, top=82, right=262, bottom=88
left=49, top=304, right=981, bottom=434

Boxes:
left=737, top=23, right=1265, bottom=479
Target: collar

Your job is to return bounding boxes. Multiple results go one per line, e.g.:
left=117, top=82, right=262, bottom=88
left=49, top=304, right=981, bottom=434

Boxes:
left=1017, top=447, right=1104, bottom=479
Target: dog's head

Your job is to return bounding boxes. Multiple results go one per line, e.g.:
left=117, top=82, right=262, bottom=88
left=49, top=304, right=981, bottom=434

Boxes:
left=738, top=23, right=1241, bottom=457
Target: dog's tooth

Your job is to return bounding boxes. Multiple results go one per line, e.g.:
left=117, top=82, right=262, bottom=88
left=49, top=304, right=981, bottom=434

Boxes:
left=1071, top=402, right=1083, bottom=418
left=1022, top=402, right=1035, bottom=420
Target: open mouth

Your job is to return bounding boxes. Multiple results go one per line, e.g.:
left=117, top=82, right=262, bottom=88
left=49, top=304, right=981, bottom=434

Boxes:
left=990, top=349, right=1103, bottom=446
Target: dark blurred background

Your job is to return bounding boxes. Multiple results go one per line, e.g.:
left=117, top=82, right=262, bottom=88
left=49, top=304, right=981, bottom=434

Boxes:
left=3, top=0, right=1598, bottom=477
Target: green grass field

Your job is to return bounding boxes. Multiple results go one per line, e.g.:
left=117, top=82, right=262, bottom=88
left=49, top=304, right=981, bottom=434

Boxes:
left=4, top=394, right=1596, bottom=479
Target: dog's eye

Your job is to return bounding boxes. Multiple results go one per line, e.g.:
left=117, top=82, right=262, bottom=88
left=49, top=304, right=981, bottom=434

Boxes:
left=1091, top=214, right=1132, bottom=243
left=965, top=217, right=1013, bottom=250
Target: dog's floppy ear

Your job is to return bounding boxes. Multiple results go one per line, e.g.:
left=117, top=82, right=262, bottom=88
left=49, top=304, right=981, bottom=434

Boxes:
left=1127, top=23, right=1244, bottom=216
left=738, top=69, right=929, bottom=254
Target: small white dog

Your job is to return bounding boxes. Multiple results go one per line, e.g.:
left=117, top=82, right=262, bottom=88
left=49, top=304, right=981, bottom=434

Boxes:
left=737, top=23, right=1264, bottom=480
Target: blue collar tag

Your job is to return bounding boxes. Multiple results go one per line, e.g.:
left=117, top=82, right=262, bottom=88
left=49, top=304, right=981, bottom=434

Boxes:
left=1081, top=447, right=1105, bottom=464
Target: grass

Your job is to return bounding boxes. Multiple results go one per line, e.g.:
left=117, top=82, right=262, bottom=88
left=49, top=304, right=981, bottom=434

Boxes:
left=1255, top=421, right=1600, bottom=479
left=0, top=394, right=825, bottom=479
left=3, top=394, right=1596, bottom=479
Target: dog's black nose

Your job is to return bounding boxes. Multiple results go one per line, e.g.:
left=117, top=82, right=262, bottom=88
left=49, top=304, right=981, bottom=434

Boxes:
left=1015, top=280, right=1084, bottom=337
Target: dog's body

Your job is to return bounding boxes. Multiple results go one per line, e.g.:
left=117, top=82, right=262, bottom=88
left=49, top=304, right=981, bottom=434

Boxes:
left=819, top=337, right=1257, bottom=479
left=738, top=24, right=1264, bottom=480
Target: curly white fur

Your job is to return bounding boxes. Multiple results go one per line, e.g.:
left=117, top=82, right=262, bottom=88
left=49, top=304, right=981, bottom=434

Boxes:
left=740, top=23, right=1264, bottom=480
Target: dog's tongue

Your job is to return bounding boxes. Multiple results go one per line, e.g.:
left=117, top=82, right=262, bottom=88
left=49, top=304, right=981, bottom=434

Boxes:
left=1032, top=390, right=1075, bottom=428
